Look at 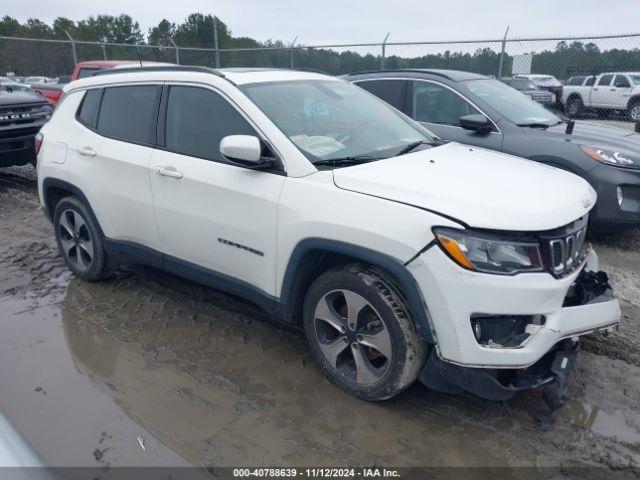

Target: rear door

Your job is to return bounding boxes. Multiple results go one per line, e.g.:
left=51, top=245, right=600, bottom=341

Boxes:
left=69, top=85, right=162, bottom=252
left=591, top=74, right=614, bottom=107
left=612, top=75, right=633, bottom=109
left=148, top=84, right=285, bottom=295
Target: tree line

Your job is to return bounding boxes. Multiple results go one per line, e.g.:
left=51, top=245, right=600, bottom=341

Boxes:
left=1, top=14, right=639, bottom=78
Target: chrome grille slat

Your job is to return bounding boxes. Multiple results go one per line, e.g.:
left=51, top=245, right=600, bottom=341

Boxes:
left=547, top=223, right=588, bottom=277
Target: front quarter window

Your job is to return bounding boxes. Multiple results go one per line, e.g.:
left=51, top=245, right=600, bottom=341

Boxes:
left=240, top=80, right=433, bottom=163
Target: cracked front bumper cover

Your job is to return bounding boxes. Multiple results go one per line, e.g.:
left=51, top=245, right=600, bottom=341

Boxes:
left=420, top=339, right=578, bottom=401
left=418, top=270, right=616, bottom=401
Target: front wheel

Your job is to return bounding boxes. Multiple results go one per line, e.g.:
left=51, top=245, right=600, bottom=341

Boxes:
left=566, top=96, right=583, bottom=118
left=303, top=264, right=427, bottom=401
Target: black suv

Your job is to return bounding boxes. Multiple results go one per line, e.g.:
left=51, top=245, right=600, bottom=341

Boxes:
left=0, top=86, right=53, bottom=168
left=344, top=69, right=640, bottom=232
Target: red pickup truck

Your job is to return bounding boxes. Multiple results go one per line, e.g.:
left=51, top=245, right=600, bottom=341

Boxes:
left=32, top=60, right=171, bottom=106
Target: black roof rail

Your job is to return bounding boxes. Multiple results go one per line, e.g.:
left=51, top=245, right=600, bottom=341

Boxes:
left=343, top=68, right=458, bottom=80
left=93, top=65, right=227, bottom=79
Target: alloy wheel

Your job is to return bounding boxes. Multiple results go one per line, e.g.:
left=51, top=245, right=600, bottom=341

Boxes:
left=58, top=209, right=94, bottom=271
left=313, top=289, right=392, bottom=385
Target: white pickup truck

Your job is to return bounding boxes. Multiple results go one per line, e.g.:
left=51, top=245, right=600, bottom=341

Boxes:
left=561, top=72, right=640, bottom=121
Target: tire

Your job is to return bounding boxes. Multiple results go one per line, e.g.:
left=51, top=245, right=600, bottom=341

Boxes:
left=302, top=263, right=428, bottom=401
left=566, top=96, right=583, bottom=118
left=628, top=101, right=640, bottom=122
left=53, top=196, right=118, bottom=282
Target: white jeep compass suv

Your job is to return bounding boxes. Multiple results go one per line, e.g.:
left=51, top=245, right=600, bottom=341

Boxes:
left=36, top=66, right=620, bottom=405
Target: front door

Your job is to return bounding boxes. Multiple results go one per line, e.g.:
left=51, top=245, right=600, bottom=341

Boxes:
left=408, top=80, right=504, bottom=151
left=149, top=85, right=285, bottom=296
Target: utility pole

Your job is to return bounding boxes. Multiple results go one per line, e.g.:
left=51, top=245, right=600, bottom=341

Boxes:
left=498, top=26, right=510, bottom=79
left=290, top=36, right=298, bottom=68
left=381, top=32, right=390, bottom=69
left=170, top=39, right=180, bottom=65
left=64, top=30, right=77, bottom=66
left=213, top=17, right=220, bottom=68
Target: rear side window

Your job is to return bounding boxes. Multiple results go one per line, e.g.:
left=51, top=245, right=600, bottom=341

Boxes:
left=356, top=80, right=407, bottom=110
left=77, top=89, right=102, bottom=128
left=164, top=86, right=256, bottom=161
left=598, top=74, right=613, bottom=86
left=97, top=85, right=160, bottom=145
left=76, top=67, right=102, bottom=79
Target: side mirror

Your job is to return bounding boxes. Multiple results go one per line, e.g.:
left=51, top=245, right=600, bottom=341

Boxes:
left=220, top=135, right=274, bottom=169
left=459, top=114, right=492, bottom=134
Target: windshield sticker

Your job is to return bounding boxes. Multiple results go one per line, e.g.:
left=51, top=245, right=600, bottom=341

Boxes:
left=304, top=98, right=330, bottom=117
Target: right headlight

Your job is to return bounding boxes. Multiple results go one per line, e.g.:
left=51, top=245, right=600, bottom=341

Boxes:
left=580, top=145, right=640, bottom=170
left=433, top=227, right=544, bottom=275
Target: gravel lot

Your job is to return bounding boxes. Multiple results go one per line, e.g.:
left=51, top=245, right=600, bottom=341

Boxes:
left=0, top=164, right=639, bottom=478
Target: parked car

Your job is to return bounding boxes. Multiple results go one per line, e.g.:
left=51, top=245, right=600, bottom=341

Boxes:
left=345, top=69, right=640, bottom=231
left=0, top=77, right=31, bottom=92
left=0, top=83, right=53, bottom=168
left=500, top=77, right=555, bottom=106
left=24, top=76, right=57, bottom=85
left=514, top=74, right=563, bottom=102
left=32, top=61, right=173, bottom=107
left=561, top=72, right=640, bottom=121
left=37, top=66, right=619, bottom=405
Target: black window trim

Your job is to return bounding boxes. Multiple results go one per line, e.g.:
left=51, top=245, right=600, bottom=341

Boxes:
left=75, top=83, right=163, bottom=148
left=157, top=81, right=286, bottom=175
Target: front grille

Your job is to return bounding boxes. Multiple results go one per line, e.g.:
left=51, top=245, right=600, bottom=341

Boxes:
left=0, top=104, right=48, bottom=128
left=542, top=217, right=589, bottom=277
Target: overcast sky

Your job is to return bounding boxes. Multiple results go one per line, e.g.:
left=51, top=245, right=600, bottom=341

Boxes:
left=5, top=0, right=638, bottom=46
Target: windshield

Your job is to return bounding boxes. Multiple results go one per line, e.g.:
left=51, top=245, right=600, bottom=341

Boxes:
left=631, top=75, right=640, bottom=85
left=508, top=79, right=538, bottom=90
left=240, top=80, right=433, bottom=163
left=464, top=79, right=560, bottom=126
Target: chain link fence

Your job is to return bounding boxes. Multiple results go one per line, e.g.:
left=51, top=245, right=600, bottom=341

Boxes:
left=1, top=32, right=640, bottom=123
left=2, top=32, right=639, bottom=78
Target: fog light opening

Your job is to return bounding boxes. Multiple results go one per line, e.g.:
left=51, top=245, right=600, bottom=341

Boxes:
left=616, top=186, right=623, bottom=207
left=470, top=314, right=545, bottom=348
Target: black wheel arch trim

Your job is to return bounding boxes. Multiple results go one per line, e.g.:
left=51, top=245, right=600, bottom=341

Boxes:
left=42, top=178, right=105, bottom=236
left=279, top=238, right=435, bottom=343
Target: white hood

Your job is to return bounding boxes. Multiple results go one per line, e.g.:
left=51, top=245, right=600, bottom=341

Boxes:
left=332, top=142, right=596, bottom=231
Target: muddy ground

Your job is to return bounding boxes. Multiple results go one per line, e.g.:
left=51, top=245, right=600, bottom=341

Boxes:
left=1, top=165, right=639, bottom=479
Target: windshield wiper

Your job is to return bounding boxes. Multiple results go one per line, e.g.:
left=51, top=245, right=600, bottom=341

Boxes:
left=396, top=140, right=429, bottom=156
left=516, top=122, right=554, bottom=128
left=313, top=155, right=380, bottom=167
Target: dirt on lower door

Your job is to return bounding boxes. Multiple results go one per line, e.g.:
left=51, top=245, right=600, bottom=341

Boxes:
left=1, top=166, right=639, bottom=478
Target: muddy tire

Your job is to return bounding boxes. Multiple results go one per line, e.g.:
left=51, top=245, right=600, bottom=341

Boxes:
left=53, top=196, right=118, bottom=282
left=566, top=96, right=583, bottom=118
left=302, top=263, right=427, bottom=401
left=628, top=100, right=640, bottom=122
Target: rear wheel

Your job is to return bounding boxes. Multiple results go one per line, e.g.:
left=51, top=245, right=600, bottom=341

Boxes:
left=566, top=96, right=583, bottom=118
left=53, top=196, right=118, bottom=281
left=303, top=264, right=427, bottom=401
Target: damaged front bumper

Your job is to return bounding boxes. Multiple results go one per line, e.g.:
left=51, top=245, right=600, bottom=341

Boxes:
left=417, top=269, right=618, bottom=401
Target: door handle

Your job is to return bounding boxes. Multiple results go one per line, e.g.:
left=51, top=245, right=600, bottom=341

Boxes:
left=610, top=88, right=616, bottom=91
left=593, top=88, right=599, bottom=91
left=153, top=165, right=183, bottom=179
left=77, top=146, right=96, bottom=157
